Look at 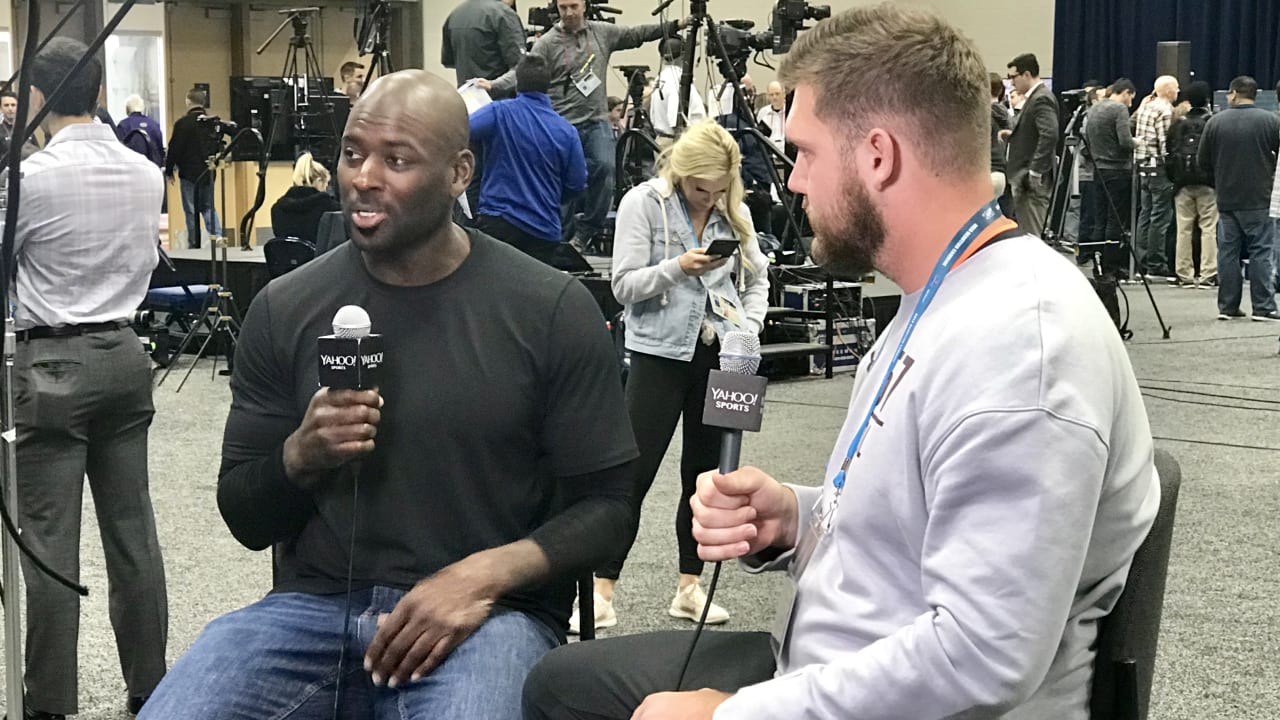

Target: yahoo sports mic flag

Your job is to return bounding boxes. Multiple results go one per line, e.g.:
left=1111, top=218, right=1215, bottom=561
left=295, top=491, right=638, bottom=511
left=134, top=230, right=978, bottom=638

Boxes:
left=703, top=330, right=767, bottom=432
left=318, top=305, right=384, bottom=390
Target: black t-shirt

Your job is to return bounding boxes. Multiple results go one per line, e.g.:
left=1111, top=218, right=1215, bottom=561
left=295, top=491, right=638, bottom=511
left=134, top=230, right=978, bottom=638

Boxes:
left=220, top=229, right=636, bottom=629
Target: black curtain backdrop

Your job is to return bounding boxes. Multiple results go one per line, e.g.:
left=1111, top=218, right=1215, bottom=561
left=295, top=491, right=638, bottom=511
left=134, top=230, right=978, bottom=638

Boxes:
left=1053, top=0, right=1280, bottom=96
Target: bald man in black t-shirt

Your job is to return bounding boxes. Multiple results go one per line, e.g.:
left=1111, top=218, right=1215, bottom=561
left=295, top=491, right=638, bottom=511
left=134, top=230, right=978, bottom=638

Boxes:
left=141, top=69, right=637, bottom=720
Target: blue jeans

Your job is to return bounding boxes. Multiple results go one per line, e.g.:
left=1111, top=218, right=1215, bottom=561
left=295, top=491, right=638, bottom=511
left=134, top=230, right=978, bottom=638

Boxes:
left=1217, top=209, right=1276, bottom=315
left=139, top=587, right=558, bottom=720
left=569, top=119, right=616, bottom=242
left=180, top=177, right=222, bottom=248
left=1136, top=170, right=1174, bottom=274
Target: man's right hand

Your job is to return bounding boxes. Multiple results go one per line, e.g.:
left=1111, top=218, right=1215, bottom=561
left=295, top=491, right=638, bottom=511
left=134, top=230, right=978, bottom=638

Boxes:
left=997, top=129, right=1012, bottom=142
left=471, top=78, right=493, bottom=91
left=691, top=467, right=798, bottom=561
left=283, top=387, right=382, bottom=487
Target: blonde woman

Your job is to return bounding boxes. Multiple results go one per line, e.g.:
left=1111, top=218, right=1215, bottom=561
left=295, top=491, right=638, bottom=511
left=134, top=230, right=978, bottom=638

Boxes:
left=269, top=152, right=340, bottom=245
left=572, top=120, right=770, bottom=633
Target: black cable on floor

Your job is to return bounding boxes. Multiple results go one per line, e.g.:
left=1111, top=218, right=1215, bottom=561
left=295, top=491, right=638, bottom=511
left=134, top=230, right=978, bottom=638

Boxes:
left=1136, top=377, right=1280, bottom=393
left=1141, top=391, right=1280, bottom=413
left=770, top=399, right=849, bottom=410
left=1128, top=332, right=1277, bottom=346
left=1152, top=435, right=1280, bottom=452
left=1139, top=385, right=1280, bottom=405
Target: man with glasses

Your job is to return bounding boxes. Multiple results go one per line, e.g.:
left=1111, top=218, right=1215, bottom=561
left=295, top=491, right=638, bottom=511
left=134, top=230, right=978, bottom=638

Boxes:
left=1000, top=53, right=1059, bottom=239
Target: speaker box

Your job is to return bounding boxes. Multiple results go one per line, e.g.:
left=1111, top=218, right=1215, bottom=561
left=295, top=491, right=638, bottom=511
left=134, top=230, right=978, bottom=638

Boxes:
left=1156, top=41, right=1191, bottom=87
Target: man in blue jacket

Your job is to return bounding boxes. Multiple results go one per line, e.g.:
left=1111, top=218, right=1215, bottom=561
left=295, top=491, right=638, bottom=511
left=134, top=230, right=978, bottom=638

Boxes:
left=470, top=54, right=587, bottom=265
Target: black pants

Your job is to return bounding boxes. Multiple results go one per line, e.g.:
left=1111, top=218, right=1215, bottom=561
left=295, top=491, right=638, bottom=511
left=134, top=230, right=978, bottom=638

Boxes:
left=1078, top=179, right=1099, bottom=245
left=1091, top=168, right=1134, bottom=274
left=477, top=214, right=559, bottom=266
left=522, top=631, right=776, bottom=720
left=598, top=342, right=720, bottom=580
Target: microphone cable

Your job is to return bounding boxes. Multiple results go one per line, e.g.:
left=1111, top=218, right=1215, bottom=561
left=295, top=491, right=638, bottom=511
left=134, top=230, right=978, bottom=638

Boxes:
left=332, top=462, right=361, bottom=720
left=675, top=559, right=722, bottom=691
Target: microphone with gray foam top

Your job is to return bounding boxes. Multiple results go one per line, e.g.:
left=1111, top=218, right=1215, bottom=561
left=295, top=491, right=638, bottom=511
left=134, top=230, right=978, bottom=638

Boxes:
left=703, top=330, right=768, bottom=475
left=318, top=304, right=384, bottom=390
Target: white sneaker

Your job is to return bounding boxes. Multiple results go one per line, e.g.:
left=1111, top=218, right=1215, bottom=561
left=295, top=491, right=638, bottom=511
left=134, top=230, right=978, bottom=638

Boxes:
left=668, top=582, right=730, bottom=624
left=568, top=591, right=617, bottom=635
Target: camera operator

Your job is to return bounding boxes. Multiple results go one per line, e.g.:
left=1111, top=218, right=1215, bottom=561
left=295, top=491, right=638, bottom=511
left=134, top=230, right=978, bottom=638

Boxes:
left=1084, top=78, right=1137, bottom=275
left=8, top=37, right=169, bottom=719
left=164, top=88, right=222, bottom=249
left=442, top=0, right=528, bottom=93
left=478, top=0, right=685, bottom=250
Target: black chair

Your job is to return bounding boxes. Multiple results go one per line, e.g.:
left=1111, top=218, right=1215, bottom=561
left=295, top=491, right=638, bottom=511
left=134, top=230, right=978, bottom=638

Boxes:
left=263, top=237, right=317, bottom=279
left=315, top=211, right=348, bottom=255
left=1090, top=448, right=1182, bottom=720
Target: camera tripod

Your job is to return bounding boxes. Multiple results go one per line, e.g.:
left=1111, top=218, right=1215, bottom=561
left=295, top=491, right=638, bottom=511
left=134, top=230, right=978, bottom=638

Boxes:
left=1066, top=112, right=1171, bottom=339
left=357, top=0, right=395, bottom=88
left=613, top=66, right=664, bottom=205
left=257, top=6, right=341, bottom=163
left=157, top=151, right=245, bottom=390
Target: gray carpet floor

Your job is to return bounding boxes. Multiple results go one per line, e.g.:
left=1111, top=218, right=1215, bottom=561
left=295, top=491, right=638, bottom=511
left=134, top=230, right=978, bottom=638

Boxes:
left=1, top=274, right=1278, bottom=718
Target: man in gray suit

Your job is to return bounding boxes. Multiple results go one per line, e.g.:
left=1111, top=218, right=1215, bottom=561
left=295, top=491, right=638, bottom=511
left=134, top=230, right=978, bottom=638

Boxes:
left=1000, top=53, right=1059, bottom=238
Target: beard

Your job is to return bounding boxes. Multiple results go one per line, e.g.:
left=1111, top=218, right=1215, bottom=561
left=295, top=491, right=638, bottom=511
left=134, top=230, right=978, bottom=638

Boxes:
left=344, top=187, right=457, bottom=262
left=808, top=172, right=886, bottom=278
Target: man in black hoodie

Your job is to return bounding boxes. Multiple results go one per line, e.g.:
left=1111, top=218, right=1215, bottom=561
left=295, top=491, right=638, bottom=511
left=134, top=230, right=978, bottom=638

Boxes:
left=165, top=88, right=222, bottom=248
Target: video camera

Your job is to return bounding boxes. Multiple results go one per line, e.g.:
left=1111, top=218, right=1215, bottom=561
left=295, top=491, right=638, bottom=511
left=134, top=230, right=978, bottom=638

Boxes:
left=196, top=114, right=242, bottom=158
left=528, top=0, right=621, bottom=32
left=769, top=0, right=829, bottom=54
left=615, top=64, right=651, bottom=85
left=714, top=0, right=828, bottom=67
left=196, top=114, right=239, bottom=136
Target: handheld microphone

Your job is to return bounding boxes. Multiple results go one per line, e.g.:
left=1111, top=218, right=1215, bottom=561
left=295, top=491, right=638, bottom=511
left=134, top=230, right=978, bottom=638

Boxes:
left=703, top=330, right=767, bottom=474
left=317, top=305, right=384, bottom=390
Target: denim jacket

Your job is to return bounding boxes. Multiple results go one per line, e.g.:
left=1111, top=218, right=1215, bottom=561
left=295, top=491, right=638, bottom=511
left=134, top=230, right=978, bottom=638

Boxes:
left=611, top=178, right=770, bottom=361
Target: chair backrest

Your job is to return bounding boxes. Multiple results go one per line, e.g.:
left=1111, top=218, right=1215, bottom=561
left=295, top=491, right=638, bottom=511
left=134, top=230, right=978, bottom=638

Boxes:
left=263, top=236, right=317, bottom=279
left=1090, top=448, right=1182, bottom=720
left=315, top=211, right=348, bottom=255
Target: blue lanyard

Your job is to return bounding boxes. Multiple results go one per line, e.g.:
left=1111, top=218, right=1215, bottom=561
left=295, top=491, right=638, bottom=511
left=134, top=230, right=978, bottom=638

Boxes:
left=831, top=200, right=1004, bottom=493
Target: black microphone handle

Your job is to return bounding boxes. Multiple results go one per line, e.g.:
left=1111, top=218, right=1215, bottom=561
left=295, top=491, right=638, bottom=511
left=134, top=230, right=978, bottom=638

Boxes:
left=719, top=429, right=743, bottom=475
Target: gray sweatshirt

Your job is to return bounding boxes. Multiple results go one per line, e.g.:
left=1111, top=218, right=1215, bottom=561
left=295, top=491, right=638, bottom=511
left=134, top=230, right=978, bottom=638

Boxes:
left=492, top=20, right=675, bottom=126
left=720, top=236, right=1160, bottom=720
left=1085, top=99, right=1136, bottom=171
